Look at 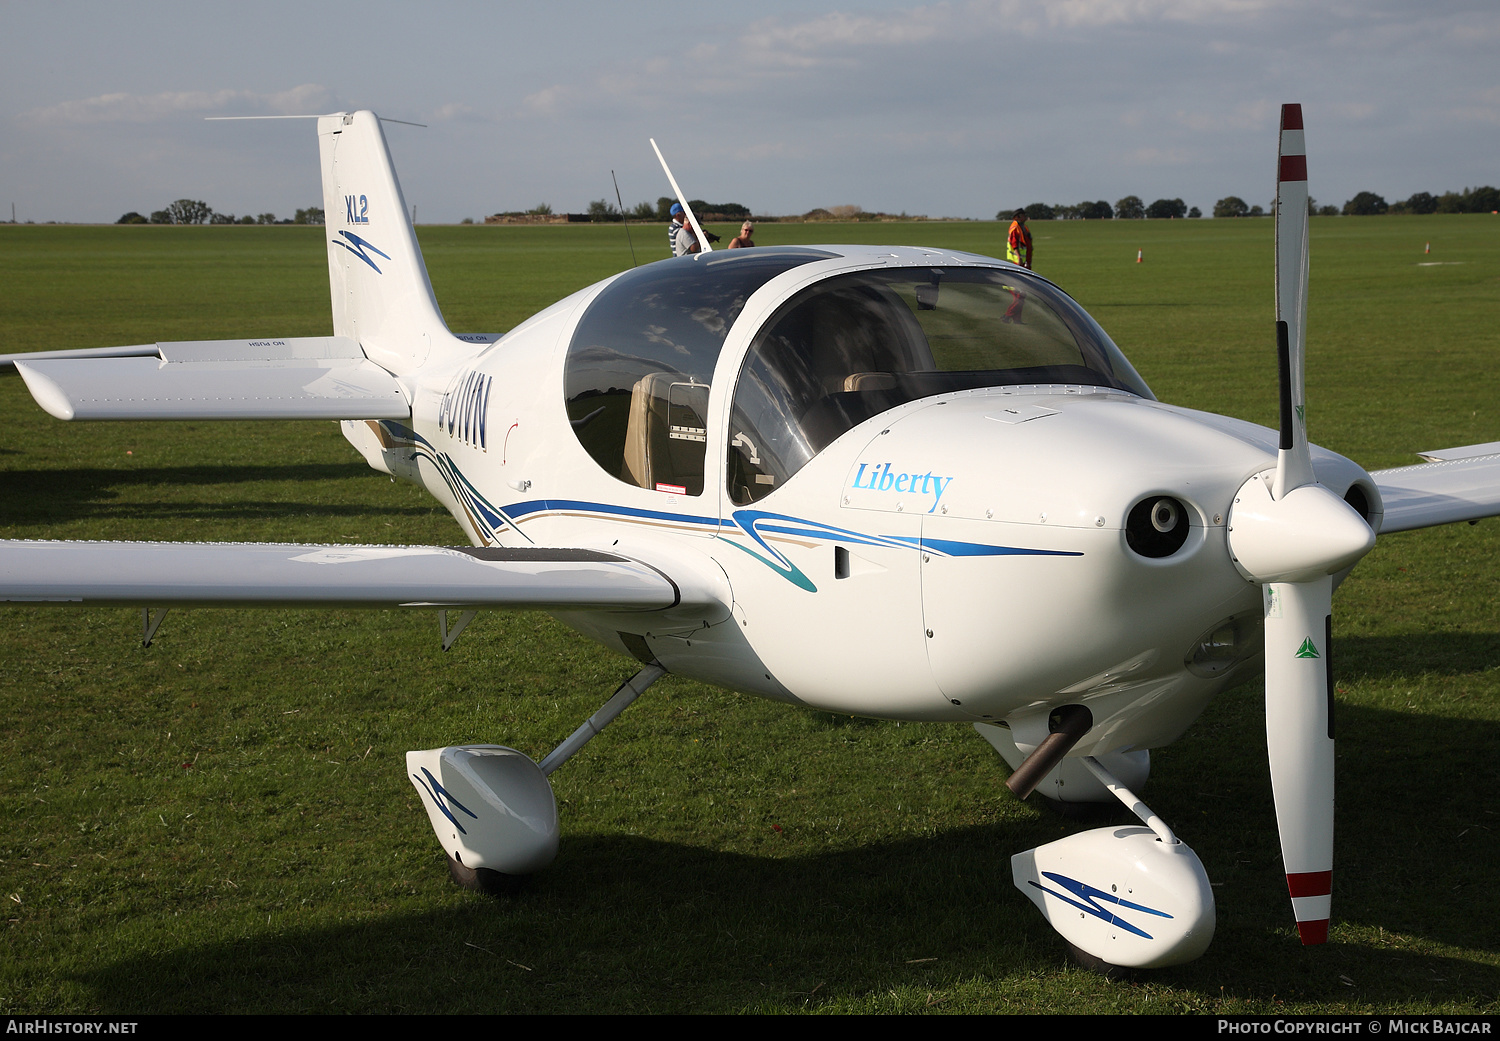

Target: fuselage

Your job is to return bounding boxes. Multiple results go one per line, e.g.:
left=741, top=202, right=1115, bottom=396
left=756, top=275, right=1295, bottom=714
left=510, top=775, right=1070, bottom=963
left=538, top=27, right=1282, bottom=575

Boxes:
left=342, top=245, right=1380, bottom=757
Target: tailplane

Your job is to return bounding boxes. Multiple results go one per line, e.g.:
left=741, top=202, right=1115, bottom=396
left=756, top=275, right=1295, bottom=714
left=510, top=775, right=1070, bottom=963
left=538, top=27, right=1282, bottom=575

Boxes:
left=318, top=111, right=463, bottom=375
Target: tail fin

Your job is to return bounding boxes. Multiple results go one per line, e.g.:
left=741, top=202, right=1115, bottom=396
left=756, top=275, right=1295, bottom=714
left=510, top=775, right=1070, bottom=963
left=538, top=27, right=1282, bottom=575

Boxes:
left=317, top=111, right=455, bottom=375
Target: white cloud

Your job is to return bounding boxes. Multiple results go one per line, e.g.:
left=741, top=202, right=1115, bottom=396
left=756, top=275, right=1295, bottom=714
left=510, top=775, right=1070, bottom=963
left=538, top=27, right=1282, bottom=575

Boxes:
left=1039, top=0, right=1285, bottom=29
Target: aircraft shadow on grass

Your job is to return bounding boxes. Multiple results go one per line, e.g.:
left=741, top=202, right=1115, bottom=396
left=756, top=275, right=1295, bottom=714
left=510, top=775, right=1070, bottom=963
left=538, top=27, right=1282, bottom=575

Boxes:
left=59, top=694, right=1500, bottom=1013
left=70, top=811, right=1498, bottom=1013
left=0, top=463, right=436, bottom=527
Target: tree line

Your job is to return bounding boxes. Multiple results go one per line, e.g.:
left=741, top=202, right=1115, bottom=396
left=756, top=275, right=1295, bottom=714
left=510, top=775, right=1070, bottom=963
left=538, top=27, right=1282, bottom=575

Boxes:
left=1005, top=197, right=1200, bottom=221
left=116, top=199, right=324, bottom=225
left=1004, top=185, right=1498, bottom=221
left=1339, top=186, right=1499, bottom=216
left=586, top=197, right=752, bottom=222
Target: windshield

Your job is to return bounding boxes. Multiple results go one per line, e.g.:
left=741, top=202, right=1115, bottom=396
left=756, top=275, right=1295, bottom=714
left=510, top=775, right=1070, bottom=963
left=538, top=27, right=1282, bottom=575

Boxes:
left=727, top=265, right=1151, bottom=505
left=565, top=247, right=834, bottom=495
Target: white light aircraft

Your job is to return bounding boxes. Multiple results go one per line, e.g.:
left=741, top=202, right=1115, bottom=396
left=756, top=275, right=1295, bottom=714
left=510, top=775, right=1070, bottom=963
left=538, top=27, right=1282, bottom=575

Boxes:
left=3, top=105, right=1498, bottom=970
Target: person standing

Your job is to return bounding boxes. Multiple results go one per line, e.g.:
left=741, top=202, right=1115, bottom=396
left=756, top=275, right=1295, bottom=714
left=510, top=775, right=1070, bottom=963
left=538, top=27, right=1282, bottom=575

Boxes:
left=668, top=202, right=688, bottom=255
left=727, top=220, right=755, bottom=248
left=1004, top=209, right=1032, bottom=323
left=669, top=202, right=706, bottom=257
left=1006, top=209, right=1033, bottom=269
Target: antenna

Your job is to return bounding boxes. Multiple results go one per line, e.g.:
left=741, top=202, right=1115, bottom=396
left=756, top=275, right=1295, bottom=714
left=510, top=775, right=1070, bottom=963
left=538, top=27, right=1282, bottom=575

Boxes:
left=205, top=114, right=428, bottom=127
left=611, top=170, right=637, bottom=268
left=649, top=138, right=711, bottom=253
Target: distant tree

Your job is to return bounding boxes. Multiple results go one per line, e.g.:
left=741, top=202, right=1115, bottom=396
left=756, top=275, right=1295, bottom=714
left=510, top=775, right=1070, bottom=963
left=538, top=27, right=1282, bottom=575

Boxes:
left=1435, top=191, right=1465, bottom=213
left=1342, top=191, right=1388, bottom=216
left=460, top=217, right=474, bottom=225
left=1187, top=206, right=1202, bottom=218
left=801, top=207, right=833, bottom=221
left=116, top=212, right=148, bottom=224
left=255, top=213, right=276, bottom=225
left=1399, top=191, right=1437, bottom=215
left=527, top=202, right=554, bottom=216
left=292, top=206, right=325, bottom=225
left=586, top=198, right=621, bottom=222
left=1077, top=200, right=1113, bottom=220
left=1213, top=196, right=1249, bottom=218
left=1115, top=195, right=1145, bottom=220
left=1146, top=197, right=1187, bottom=219
left=1455, top=186, right=1500, bottom=213
left=209, top=211, right=237, bottom=224
left=1018, top=203, right=1054, bottom=220
left=703, top=201, right=751, bottom=219
left=1248, top=204, right=1265, bottom=217
left=630, top=200, right=656, bottom=220
left=655, top=197, right=675, bottom=220
left=163, top=199, right=213, bottom=225
left=149, top=210, right=171, bottom=224
left=237, top=215, right=256, bottom=225
left=1318, top=205, right=1339, bottom=216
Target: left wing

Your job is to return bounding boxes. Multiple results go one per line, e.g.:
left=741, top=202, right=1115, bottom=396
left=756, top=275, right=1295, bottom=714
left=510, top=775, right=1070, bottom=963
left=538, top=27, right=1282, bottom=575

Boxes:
left=1372, top=445, right=1500, bottom=534
left=0, top=541, right=704, bottom=612
left=0, top=337, right=410, bottom=421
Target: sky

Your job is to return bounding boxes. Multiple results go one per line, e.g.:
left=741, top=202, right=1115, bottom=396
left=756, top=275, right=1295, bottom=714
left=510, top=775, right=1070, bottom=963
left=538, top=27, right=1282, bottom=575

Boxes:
left=1, top=0, right=1496, bottom=224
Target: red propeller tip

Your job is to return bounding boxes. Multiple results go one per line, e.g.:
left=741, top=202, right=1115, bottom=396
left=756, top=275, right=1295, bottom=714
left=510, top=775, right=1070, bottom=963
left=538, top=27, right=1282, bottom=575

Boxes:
left=1296, top=919, right=1329, bottom=945
left=1286, top=870, right=1332, bottom=898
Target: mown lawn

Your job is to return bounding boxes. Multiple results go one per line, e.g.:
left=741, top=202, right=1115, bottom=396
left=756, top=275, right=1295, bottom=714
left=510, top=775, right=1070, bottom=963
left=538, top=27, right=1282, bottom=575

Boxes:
left=1, top=217, right=1496, bottom=1013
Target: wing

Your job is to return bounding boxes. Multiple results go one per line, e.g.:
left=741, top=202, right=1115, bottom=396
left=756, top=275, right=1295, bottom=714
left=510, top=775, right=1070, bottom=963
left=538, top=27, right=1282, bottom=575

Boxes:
left=0, top=541, right=712, bottom=613
left=0, top=337, right=409, bottom=421
left=1372, top=444, right=1500, bottom=534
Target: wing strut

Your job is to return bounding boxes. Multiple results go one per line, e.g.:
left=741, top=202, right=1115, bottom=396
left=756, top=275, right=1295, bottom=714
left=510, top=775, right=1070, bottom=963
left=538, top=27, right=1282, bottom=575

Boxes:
left=440, top=609, right=478, bottom=651
left=142, top=607, right=170, bottom=648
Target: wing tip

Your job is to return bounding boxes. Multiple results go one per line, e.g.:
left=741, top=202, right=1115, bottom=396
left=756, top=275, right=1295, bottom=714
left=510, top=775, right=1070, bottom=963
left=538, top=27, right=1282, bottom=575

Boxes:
left=1281, top=103, right=1304, bottom=131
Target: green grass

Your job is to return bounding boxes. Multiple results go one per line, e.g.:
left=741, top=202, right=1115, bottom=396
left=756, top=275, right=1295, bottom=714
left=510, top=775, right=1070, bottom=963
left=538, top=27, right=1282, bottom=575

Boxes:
left=1, top=218, right=1498, bottom=1013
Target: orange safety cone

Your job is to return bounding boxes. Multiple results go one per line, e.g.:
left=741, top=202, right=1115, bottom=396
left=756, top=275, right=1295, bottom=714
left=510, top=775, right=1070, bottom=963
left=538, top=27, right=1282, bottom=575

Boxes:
left=1136, top=249, right=1143, bottom=263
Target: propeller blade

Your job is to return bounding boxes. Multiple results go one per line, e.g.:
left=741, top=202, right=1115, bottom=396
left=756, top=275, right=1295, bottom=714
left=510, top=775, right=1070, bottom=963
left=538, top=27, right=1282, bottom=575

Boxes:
left=1262, top=576, right=1335, bottom=944
left=1273, top=103, right=1314, bottom=499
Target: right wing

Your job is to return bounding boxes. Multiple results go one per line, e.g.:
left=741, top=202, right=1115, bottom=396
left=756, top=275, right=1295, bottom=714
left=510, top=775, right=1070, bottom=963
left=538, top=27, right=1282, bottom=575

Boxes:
left=0, top=337, right=409, bottom=421
left=1372, top=445, right=1500, bottom=534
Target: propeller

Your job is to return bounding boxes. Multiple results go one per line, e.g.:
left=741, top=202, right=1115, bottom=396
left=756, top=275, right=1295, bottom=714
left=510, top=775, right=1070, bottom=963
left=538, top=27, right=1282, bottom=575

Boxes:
left=1225, top=104, right=1375, bottom=945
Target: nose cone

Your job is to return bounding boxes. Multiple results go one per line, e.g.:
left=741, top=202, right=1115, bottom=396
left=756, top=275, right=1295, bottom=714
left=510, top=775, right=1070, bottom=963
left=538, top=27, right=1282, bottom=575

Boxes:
left=1227, top=472, right=1376, bottom=584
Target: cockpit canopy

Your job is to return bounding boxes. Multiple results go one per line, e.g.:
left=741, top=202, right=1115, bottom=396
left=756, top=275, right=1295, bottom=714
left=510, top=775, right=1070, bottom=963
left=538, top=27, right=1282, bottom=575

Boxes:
left=728, top=266, right=1152, bottom=504
left=564, top=251, right=1151, bottom=503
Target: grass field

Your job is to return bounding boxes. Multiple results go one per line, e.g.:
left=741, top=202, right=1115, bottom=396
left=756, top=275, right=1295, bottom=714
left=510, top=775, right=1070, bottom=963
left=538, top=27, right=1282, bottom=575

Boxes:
left=1, top=217, right=1498, bottom=1014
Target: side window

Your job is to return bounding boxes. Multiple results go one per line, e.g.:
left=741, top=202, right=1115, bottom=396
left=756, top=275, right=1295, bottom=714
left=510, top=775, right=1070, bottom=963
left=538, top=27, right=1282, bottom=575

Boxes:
left=564, top=249, right=831, bottom=495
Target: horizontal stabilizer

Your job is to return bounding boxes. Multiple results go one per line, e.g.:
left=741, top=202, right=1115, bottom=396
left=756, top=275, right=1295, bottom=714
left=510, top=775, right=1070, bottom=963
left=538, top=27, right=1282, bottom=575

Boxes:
left=0, top=541, right=684, bottom=612
left=8, top=336, right=410, bottom=421
left=1373, top=453, right=1500, bottom=533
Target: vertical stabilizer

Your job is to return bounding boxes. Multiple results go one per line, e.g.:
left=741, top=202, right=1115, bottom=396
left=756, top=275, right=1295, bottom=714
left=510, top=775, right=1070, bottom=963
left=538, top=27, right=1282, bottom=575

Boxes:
left=318, top=111, right=449, bottom=375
